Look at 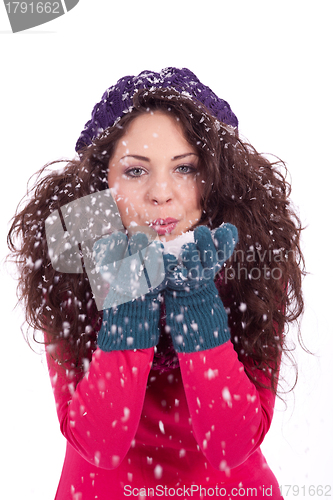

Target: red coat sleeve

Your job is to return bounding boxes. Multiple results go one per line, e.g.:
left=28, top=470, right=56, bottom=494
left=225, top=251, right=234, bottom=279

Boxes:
left=178, top=340, right=277, bottom=472
left=46, top=342, right=154, bottom=469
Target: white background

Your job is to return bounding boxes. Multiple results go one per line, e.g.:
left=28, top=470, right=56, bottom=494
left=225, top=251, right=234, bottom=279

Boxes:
left=1, top=1, right=332, bottom=498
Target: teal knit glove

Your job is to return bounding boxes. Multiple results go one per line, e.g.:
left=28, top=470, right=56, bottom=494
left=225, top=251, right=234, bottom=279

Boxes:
left=164, top=224, right=238, bottom=353
left=94, top=231, right=165, bottom=351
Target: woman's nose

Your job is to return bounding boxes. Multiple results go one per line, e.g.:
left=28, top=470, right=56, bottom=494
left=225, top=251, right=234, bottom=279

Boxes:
left=148, top=178, right=173, bottom=205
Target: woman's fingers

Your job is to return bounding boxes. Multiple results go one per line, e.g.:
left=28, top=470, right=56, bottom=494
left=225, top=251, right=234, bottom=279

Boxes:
left=213, top=223, right=238, bottom=264
left=194, top=226, right=219, bottom=270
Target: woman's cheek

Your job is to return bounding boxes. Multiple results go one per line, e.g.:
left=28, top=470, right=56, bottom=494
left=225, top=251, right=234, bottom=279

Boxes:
left=110, top=181, right=120, bottom=196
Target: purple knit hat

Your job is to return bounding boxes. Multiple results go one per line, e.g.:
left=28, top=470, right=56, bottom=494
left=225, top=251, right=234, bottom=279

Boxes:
left=75, top=67, right=238, bottom=153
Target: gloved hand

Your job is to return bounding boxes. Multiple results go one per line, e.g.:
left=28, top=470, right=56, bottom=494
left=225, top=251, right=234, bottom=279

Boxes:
left=93, top=231, right=165, bottom=351
left=163, top=223, right=238, bottom=353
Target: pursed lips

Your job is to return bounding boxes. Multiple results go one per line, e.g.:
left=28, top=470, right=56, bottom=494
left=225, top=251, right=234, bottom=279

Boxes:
left=149, top=218, right=179, bottom=235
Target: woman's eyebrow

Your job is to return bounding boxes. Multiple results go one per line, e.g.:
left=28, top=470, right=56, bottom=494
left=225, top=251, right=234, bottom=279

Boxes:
left=120, top=154, right=150, bottom=162
left=172, top=153, right=199, bottom=161
left=119, top=153, right=198, bottom=162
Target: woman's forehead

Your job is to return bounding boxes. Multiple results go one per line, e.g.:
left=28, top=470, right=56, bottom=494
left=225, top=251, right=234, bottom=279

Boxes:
left=113, top=112, right=196, bottom=156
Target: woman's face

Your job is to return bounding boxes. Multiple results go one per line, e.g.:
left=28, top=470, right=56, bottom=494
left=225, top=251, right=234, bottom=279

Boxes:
left=107, top=111, right=203, bottom=241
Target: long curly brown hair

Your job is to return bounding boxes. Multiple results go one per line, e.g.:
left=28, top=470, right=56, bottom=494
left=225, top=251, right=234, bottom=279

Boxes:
left=7, top=89, right=305, bottom=393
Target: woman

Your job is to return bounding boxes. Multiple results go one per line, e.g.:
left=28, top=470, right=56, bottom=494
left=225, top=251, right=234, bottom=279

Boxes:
left=8, top=68, right=305, bottom=499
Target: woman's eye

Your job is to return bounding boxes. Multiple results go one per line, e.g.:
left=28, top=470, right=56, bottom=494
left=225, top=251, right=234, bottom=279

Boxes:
left=125, top=167, right=145, bottom=177
left=176, top=164, right=197, bottom=174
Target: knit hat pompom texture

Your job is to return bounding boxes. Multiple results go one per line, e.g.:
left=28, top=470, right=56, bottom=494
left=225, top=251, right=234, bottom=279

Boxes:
left=75, top=67, right=238, bottom=153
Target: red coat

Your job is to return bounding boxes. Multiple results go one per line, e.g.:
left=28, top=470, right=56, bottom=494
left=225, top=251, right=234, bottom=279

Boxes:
left=46, top=318, right=283, bottom=499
